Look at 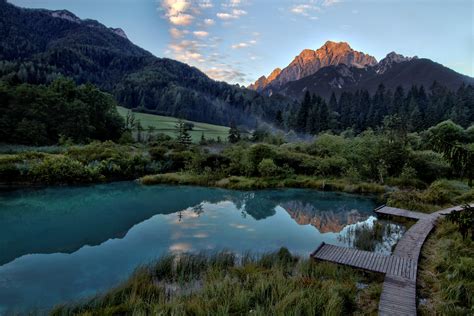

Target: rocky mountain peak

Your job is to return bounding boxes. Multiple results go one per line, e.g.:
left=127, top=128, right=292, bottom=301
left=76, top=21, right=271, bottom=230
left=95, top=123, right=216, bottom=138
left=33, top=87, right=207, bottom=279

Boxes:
left=111, top=28, right=128, bottom=39
left=248, top=68, right=281, bottom=91
left=249, top=40, right=377, bottom=91
left=321, top=40, right=351, bottom=52
left=50, top=10, right=81, bottom=23
left=376, top=51, right=417, bottom=74
left=267, top=68, right=282, bottom=82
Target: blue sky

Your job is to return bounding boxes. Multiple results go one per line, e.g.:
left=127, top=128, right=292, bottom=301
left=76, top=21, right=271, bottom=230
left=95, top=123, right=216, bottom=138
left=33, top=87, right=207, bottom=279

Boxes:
left=9, top=0, right=474, bottom=85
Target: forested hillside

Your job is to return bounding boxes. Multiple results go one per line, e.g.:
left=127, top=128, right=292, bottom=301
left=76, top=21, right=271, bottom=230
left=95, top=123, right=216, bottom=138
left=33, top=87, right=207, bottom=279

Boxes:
left=0, top=0, right=292, bottom=127
left=277, top=82, right=474, bottom=135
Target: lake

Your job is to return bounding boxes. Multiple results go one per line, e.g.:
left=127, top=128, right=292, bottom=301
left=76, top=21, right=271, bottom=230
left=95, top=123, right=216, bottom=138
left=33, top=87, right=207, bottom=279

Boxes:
left=0, top=182, right=404, bottom=314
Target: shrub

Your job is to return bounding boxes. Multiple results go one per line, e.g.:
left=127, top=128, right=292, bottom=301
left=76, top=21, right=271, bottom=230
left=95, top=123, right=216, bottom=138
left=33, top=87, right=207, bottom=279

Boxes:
left=149, top=146, right=168, bottom=161
left=258, top=158, right=278, bottom=177
left=409, top=150, right=451, bottom=183
left=29, top=156, right=99, bottom=184
left=247, top=144, right=277, bottom=175
left=422, top=180, right=470, bottom=205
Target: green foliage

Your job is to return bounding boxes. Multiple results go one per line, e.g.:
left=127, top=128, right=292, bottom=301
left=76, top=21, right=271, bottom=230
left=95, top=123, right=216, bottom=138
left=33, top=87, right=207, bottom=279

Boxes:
left=29, top=156, right=100, bottom=184
left=0, top=78, right=124, bottom=145
left=228, top=121, right=241, bottom=144
left=418, top=220, right=474, bottom=315
left=388, top=180, right=473, bottom=213
left=426, top=120, right=474, bottom=184
left=175, top=119, right=192, bottom=147
left=258, top=159, right=278, bottom=178
left=446, top=204, right=474, bottom=240
left=409, top=150, right=450, bottom=183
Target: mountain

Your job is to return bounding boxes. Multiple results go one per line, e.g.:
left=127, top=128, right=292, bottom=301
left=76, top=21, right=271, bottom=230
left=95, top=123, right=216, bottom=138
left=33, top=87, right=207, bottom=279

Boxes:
left=248, top=68, right=281, bottom=91
left=249, top=41, right=377, bottom=92
left=280, top=52, right=474, bottom=99
left=250, top=41, right=474, bottom=100
left=0, top=0, right=291, bottom=127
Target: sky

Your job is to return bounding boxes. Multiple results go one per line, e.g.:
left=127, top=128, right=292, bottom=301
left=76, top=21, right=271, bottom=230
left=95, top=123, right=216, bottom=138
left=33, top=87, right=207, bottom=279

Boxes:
left=9, top=0, right=474, bottom=85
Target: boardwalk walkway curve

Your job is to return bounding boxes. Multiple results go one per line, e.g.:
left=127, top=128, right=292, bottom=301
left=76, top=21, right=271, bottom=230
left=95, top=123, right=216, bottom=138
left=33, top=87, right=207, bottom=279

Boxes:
left=310, top=204, right=471, bottom=316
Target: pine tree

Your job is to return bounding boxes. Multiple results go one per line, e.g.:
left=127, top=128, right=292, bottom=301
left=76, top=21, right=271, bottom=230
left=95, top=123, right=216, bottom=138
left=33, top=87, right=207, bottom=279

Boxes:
left=199, top=132, right=207, bottom=145
left=275, top=110, right=284, bottom=128
left=175, top=119, right=192, bottom=146
left=296, top=91, right=312, bottom=133
left=136, top=120, right=143, bottom=143
left=228, top=121, right=241, bottom=143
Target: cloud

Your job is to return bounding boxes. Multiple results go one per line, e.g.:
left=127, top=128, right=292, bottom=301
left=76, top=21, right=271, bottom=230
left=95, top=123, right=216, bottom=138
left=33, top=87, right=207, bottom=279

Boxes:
left=290, top=0, right=341, bottom=19
left=206, top=66, right=246, bottom=83
left=198, top=0, right=213, bottom=8
left=204, top=18, right=215, bottom=25
left=322, top=0, right=341, bottom=7
left=216, top=9, right=247, bottom=20
left=231, top=38, right=257, bottom=49
left=170, top=27, right=185, bottom=38
left=169, top=13, right=193, bottom=25
left=222, top=0, right=244, bottom=8
left=290, top=4, right=320, bottom=16
left=232, top=42, right=249, bottom=49
left=193, top=30, right=209, bottom=37
left=161, top=0, right=195, bottom=25
left=159, top=0, right=254, bottom=85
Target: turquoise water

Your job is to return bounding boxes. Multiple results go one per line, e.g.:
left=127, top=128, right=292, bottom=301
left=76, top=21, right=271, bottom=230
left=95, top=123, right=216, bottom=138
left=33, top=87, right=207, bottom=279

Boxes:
left=0, top=182, right=397, bottom=314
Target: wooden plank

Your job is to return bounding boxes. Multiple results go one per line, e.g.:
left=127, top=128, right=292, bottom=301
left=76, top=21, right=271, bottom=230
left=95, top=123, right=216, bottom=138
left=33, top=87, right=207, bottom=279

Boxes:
left=345, top=248, right=359, bottom=264
left=316, top=245, right=330, bottom=259
left=352, top=250, right=363, bottom=266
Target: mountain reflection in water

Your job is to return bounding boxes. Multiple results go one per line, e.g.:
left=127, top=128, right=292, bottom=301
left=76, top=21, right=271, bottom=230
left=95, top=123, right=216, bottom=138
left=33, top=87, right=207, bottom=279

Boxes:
left=0, top=182, right=404, bottom=314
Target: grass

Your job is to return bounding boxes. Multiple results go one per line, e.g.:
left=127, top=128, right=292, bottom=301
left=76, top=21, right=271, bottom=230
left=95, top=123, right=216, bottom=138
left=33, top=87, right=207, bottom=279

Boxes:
left=139, top=173, right=388, bottom=194
left=51, top=248, right=382, bottom=316
left=117, top=106, right=230, bottom=142
left=417, top=219, right=474, bottom=315
left=0, top=144, right=65, bottom=154
left=387, top=179, right=474, bottom=213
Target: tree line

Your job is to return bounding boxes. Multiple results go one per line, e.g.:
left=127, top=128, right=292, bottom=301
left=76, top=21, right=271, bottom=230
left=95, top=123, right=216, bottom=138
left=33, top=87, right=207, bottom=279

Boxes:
left=278, top=82, right=474, bottom=135
left=0, top=78, right=124, bottom=145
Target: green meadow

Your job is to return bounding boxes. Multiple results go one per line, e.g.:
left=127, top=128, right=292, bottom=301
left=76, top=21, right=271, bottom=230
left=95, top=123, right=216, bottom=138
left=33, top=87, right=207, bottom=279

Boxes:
left=117, top=106, right=230, bottom=142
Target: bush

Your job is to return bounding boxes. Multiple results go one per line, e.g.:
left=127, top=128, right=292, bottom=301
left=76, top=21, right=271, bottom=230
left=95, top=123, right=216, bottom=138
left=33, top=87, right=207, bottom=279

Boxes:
left=423, top=180, right=471, bottom=205
left=247, top=144, right=277, bottom=175
left=149, top=146, right=168, bottom=161
left=409, top=150, right=451, bottom=183
left=29, top=156, right=99, bottom=184
left=258, top=158, right=278, bottom=177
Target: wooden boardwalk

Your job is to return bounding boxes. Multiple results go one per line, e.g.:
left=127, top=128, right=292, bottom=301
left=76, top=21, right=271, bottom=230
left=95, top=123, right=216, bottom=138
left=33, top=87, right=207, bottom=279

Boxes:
left=311, top=243, right=416, bottom=279
left=374, top=205, right=429, bottom=220
left=311, top=204, right=470, bottom=316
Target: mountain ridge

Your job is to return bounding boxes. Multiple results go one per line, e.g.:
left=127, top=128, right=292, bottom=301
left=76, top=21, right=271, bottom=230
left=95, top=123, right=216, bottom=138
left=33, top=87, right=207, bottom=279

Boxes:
left=249, top=41, right=378, bottom=92
left=250, top=42, right=473, bottom=99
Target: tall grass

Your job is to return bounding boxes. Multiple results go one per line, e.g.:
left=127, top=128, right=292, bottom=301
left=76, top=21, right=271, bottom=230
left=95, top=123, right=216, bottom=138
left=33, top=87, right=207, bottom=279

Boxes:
left=140, top=173, right=387, bottom=194
left=52, top=248, right=380, bottom=315
left=388, top=179, right=474, bottom=213
left=418, top=220, right=474, bottom=315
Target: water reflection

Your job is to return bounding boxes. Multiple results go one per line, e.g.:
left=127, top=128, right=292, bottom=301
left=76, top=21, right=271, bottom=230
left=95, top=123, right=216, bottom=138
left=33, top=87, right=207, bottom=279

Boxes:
left=0, top=182, right=403, bottom=313
left=0, top=184, right=377, bottom=265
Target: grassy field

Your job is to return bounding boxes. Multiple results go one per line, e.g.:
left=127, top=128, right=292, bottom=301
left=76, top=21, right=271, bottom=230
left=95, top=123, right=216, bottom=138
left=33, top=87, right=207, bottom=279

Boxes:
left=117, top=106, right=230, bottom=142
